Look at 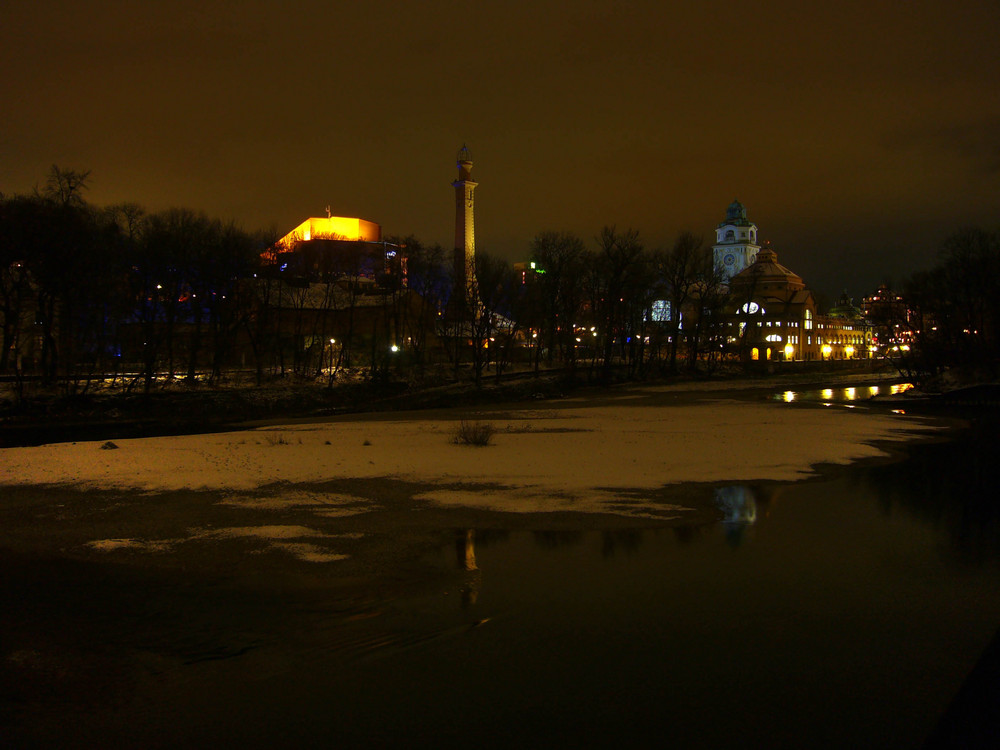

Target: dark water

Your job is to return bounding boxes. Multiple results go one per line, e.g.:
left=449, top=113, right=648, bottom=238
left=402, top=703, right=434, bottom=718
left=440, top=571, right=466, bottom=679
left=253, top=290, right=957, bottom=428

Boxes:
left=3, top=406, right=1000, bottom=748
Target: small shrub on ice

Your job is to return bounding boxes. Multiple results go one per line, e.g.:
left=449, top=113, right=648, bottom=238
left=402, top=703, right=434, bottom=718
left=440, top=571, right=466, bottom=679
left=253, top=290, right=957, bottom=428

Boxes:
left=452, top=421, right=496, bottom=447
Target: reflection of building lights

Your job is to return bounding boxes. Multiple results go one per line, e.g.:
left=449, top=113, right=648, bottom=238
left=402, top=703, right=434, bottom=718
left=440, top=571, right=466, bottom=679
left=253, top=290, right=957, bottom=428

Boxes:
left=845, top=387, right=856, bottom=400
left=782, top=391, right=796, bottom=403
left=821, top=389, right=834, bottom=399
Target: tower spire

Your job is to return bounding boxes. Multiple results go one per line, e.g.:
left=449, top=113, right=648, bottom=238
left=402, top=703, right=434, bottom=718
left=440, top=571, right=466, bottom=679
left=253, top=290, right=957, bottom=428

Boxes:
left=452, top=145, right=478, bottom=313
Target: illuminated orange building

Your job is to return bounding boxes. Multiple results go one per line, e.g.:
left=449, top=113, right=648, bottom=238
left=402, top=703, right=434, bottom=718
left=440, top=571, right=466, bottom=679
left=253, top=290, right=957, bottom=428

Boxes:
left=264, top=213, right=405, bottom=286
left=275, top=216, right=381, bottom=249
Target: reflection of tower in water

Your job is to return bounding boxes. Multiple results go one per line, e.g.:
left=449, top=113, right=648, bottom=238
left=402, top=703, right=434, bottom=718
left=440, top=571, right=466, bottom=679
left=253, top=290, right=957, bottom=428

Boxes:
left=713, top=485, right=779, bottom=547
left=456, top=529, right=478, bottom=571
left=456, top=529, right=480, bottom=608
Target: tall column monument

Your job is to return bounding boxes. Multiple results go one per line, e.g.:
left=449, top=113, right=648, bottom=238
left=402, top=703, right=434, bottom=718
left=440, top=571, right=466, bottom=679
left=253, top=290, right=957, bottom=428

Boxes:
left=452, top=145, right=478, bottom=312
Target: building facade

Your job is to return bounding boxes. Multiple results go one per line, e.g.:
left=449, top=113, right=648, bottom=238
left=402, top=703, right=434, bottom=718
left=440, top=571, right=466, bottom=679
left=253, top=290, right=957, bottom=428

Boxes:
left=724, top=245, right=872, bottom=362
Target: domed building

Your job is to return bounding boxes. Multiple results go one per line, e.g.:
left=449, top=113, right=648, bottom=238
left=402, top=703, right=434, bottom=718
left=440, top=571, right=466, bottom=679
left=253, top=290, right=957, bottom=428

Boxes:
left=725, top=243, right=817, bottom=362
left=724, top=244, right=872, bottom=362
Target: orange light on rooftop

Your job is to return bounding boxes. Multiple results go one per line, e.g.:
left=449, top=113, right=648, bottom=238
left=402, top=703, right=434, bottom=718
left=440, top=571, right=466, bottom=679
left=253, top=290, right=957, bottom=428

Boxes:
left=276, top=216, right=381, bottom=251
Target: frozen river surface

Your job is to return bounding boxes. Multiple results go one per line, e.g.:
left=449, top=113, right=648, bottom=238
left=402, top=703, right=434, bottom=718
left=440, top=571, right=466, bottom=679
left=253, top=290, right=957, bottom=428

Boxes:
left=2, top=382, right=999, bottom=747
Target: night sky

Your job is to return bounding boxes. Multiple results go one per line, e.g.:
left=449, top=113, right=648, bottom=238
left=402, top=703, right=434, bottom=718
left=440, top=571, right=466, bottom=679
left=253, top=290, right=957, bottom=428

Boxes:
left=3, top=1, right=998, bottom=298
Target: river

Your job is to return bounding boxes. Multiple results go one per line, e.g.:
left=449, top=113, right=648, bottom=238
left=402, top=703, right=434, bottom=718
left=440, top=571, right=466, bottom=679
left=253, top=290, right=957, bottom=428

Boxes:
left=2, top=383, right=998, bottom=748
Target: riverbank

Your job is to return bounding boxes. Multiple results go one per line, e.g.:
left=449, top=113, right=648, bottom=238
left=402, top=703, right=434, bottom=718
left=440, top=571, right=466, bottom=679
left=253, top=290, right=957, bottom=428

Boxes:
left=0, top=366, right=908, bottom=448
left=1, top=376, right=944, bottom=518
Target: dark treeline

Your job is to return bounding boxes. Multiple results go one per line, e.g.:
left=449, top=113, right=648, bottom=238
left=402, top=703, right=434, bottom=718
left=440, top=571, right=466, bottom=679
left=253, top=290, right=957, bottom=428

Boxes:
left=1, top=168, right=269, bottom=397
left=0, top=168, right=734, bottom=399
left=899, top=227, right=1000, bottom=382
left=3, top=167, right=994, bottom=400
left=0, top=171, right=448, bottom=395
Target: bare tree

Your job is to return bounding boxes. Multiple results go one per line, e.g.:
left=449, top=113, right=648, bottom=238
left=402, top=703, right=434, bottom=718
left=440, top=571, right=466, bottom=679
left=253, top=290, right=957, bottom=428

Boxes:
left=468, top=252, right=520, bottom=387
left=659, top=232, right=704, bottom=373
left=592, top=226, right=645, bottom=381
left=529, top=231, right=587, bottom=370
left=42, top=165, right=91, bottom=208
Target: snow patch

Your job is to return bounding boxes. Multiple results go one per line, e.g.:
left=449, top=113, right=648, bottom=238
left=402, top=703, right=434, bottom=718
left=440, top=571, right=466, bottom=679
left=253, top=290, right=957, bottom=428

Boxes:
left=3, top=400, right=943, bottom=517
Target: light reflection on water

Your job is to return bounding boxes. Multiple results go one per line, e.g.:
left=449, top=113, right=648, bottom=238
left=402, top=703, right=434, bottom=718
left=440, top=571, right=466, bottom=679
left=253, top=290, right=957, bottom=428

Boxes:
left=777, top=381, right=913, bottom=404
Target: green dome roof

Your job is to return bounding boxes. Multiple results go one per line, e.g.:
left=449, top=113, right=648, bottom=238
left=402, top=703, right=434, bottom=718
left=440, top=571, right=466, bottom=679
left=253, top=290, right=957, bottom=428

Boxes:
left=719, top=199, right=754, bottom=228
left=726, top=199, right=747, bottom=222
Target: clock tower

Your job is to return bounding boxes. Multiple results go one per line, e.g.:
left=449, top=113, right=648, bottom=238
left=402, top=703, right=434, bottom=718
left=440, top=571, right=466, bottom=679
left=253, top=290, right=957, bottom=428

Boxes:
left=713, top=199, right=760, bottom=284
left=453, top=145, right=478, bottom=312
